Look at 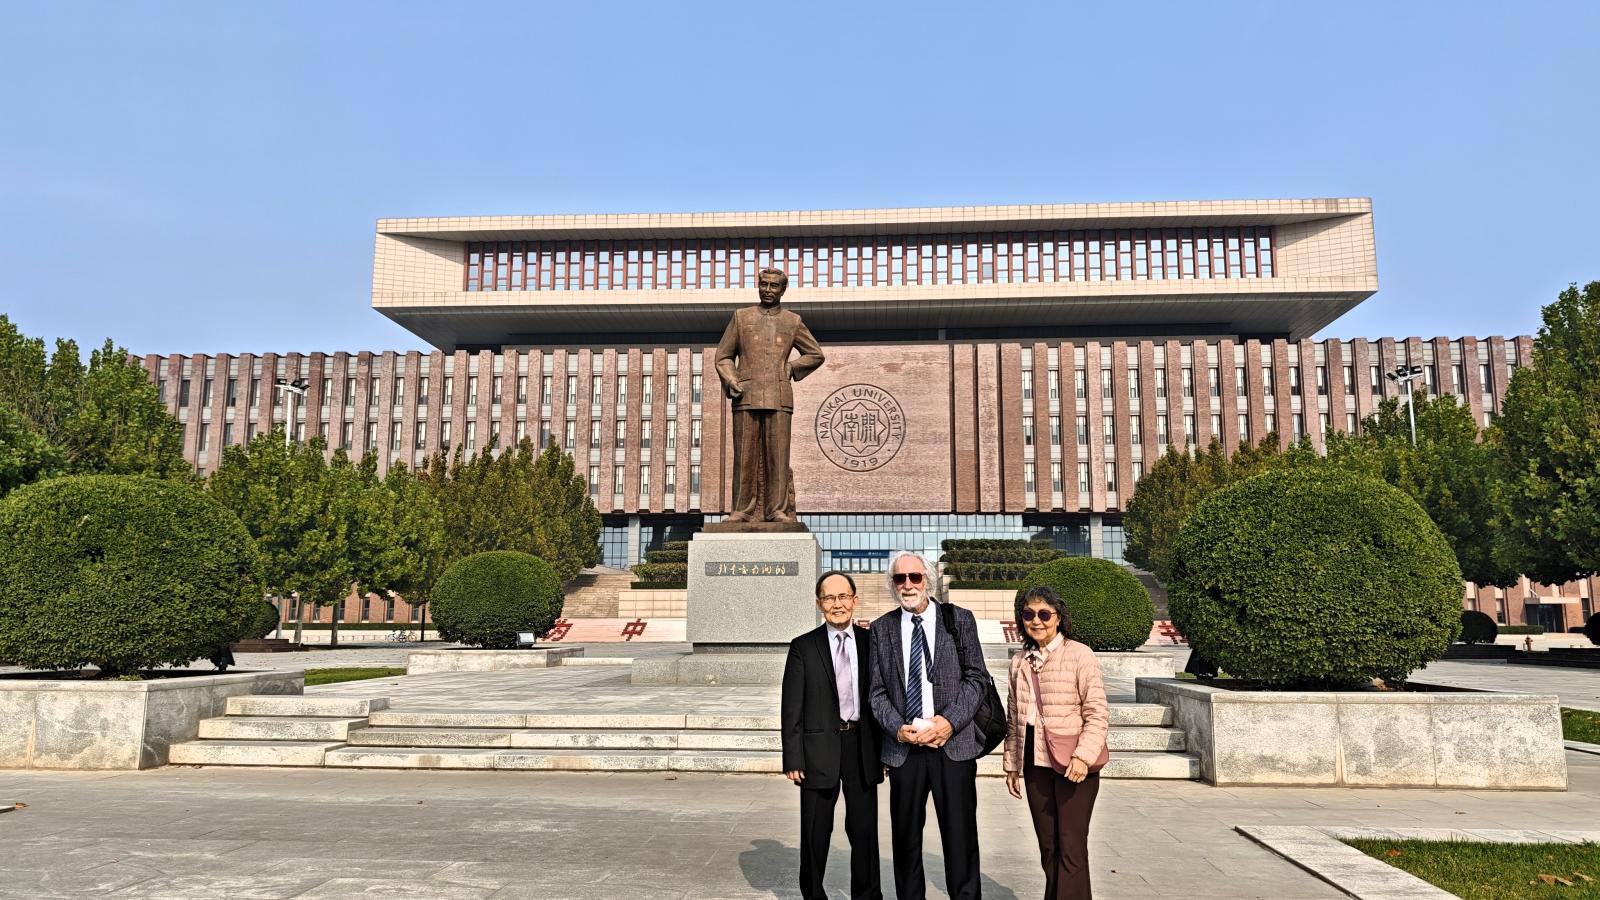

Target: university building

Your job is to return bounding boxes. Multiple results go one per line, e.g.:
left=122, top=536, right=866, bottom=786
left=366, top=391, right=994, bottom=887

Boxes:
left=144, top=199, right=1595, bottom=631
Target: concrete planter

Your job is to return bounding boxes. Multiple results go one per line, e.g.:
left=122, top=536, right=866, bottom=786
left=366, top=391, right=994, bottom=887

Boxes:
left=1135, top=677, right=1567, bottom=790
left=406, top=647, right=583, bottom=674
left=0, top=669, right=303, bottom=770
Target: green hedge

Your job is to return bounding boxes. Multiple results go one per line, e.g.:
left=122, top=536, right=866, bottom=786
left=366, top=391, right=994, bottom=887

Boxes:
left=644, top=548, right=687, bottom=564
left=942, top=538, right=1054, bottom=553
left=430, top=551, right=562, bottom=649
left=0, top=475, right=263, bottom=676
left=631, top=562, right=687, bottom=584
left=940, top=546, right=1064, bottom=564
left=1168, top=467, right=1463, bottom=688
left=1499, top=625, right=1545, bottom=635
left=1018, top=558, right=1155, bottom=651
left=1459, top=610, right=1498, bottom=645
left=631, top=582, right=687, bottom=590
left=948, top=581, right=1028, bottom=591
left=662, top=540, right=690, bottom=552
left=944, top=562, right=1043, bottom=582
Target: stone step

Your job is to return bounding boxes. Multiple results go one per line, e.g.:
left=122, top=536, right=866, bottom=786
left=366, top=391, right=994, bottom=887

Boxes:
left=320, top=746, right=1199, bottom=778
left=169, top=739, right=347, bottom=767
left=343, top=725, right=1179, bottom=753
left=365, top=705, right=1171, bottom=730
left=225, top=695, right=390, bottom=718
left=197, top=716, right=369, bottom=742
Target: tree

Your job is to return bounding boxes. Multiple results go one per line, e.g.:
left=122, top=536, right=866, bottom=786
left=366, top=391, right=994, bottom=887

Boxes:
left=210, top=431, right=445, bottom=647
left=0, top=401, right=64, bottom=497
left=417, top=438, right=601, bottom=582
left=1494, top=281, right=1600, bottom=585
left=1124, top=434, right=1285, bottom=582
left=0, top=315, right=186, bottom=488
left=382, top=463, right=446, bottom=642
left=1326, top=392, right=1519, bottom=588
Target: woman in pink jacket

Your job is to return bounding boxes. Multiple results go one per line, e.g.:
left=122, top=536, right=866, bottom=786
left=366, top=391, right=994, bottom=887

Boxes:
left=1004, top=585, right=1109, bottom=899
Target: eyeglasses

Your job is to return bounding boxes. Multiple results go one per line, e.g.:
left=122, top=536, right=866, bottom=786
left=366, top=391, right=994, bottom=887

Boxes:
left=1020, top=609, right=1054, bottom=622
left=891, top=572, right=925, bottom=586
left=818, top=594, right=856, bottom=605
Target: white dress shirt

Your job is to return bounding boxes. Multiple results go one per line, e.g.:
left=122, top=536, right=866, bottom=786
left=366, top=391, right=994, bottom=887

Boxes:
left=899, top=599, right=939, bottom=720
left=827, top=623, right=860, bottom=722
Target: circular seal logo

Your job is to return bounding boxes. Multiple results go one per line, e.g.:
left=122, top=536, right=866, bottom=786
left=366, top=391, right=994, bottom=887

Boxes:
left=815, top=383, right=906, bottom=472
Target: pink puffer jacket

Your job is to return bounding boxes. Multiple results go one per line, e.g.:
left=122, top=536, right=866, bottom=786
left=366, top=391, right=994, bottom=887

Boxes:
left=1003, top=638, right=1109, bottom=774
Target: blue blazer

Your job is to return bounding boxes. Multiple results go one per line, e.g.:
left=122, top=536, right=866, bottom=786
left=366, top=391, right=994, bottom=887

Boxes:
left=867, top=602, right=989, bottom=765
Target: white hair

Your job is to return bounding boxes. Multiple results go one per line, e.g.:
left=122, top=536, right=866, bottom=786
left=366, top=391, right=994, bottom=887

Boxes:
left=885, top=550, right=940, bottom=598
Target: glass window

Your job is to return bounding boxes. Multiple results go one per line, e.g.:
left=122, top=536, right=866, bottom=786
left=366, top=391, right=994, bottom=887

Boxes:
left=1021, top=370, right=1033, bottom=401
left=1155, top=369, right=1167, bottom=399
left=1128, top=369, right=1140, bottom=399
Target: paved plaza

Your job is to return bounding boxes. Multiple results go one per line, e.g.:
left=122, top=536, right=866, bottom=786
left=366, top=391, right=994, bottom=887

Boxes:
left=2, top=647, right=1599, bottom=897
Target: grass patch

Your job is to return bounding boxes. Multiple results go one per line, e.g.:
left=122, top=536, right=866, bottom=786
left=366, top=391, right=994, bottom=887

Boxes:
left=303, top=667, right=406, bottom=686
left=1345, top=839, right=1600, bottom=898
left=1564, top=708, right=1600, bottom=744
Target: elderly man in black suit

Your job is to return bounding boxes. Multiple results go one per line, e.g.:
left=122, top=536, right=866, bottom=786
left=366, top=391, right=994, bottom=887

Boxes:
left=782, top=570, right=885, bottom=900
left=868, top=550, right=989, bottom=900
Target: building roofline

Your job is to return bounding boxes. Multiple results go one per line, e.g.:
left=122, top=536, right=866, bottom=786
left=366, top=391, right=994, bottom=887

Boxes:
left=377, top=198, right=1372, bottom=240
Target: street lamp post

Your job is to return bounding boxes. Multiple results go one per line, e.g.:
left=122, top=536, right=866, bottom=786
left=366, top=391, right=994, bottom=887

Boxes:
left=1384, top=365, right=1425, bottom=446
left=273, top=378, right=309, bottom=447
left=271, top=377, right=310, bottom=645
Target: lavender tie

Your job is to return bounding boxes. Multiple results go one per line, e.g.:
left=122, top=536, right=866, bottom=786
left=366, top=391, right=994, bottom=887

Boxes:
left=835, top=632, right=855, bottom=721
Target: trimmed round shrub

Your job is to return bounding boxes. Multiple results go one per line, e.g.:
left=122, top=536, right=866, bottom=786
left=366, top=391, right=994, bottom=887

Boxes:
left=1458, top=610, right=1498, bottom=645
left=243, top=600, right=282, bottom=640
left=1168, top=467, right=1463, bottom=688
left=430, top=551, right=562, bottom=649
left=1585, top=613, right=1600, bottom=647
left=1017, top=557, right=1155, bottom=651
left=0, top=475, right=262, bottom=677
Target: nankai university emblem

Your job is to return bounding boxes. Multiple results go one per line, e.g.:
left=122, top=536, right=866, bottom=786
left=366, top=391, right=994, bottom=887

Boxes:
left=815, top=383, right=905, bottom=472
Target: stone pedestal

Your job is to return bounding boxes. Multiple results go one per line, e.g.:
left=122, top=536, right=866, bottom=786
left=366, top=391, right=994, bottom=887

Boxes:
left=633, top=531, right=821, bottom=685
left=686, top=531, right=821, bottom=651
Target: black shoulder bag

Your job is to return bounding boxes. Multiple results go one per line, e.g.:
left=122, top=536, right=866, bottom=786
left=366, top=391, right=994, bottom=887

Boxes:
left=940, top=601, right=1006, bottom=756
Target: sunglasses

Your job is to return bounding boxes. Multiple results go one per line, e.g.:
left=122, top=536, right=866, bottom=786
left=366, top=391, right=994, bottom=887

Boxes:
left=1020, top=609, right=1054, bottom=622
left=891, top=572, right=925, bottom=586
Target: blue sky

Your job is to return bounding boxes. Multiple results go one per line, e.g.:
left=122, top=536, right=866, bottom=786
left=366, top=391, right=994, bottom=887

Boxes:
left=2, top=1, right=1595, bottom=355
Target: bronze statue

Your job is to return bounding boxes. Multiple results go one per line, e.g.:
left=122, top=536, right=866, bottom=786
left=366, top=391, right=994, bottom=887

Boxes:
left=714, top=267, right=824, bottom=524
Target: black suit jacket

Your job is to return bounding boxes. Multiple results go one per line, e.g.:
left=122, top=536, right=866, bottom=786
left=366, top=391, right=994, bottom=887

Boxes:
left=781, top=623, right=885, bottom=790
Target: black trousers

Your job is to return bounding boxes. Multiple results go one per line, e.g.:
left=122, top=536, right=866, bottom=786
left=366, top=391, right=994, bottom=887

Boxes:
left=888, top=745, right=981, bottom=900
left=799, top=728, right=882, bottom=900
left=1023, top=727, right=1099, bottom=899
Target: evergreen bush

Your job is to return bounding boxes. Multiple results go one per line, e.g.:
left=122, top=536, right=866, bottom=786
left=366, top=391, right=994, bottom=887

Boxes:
left=630, top=562, right=688, bottom=584
left=243, top=600, right=282, bottom=641
left=1168, top=467, right=1463, bottom=687
left=1017, top=557, right=1155, bottom=651
left=0, top=475, right=262, bottom=676
left=1458, top=610, right=1498, bottom=645
left=1584, top=613, right=1600, bottom=647
left=430, top=551, right=562, bottom=649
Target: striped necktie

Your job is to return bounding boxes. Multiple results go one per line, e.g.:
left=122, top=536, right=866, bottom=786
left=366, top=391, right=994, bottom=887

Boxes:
left=907, top=614, right=928, bottom=721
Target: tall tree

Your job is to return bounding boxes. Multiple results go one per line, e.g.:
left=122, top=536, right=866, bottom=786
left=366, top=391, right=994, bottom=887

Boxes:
left=1125, top=434, right=1286, bottom=582
left=1326, top=392, right=1519, bottom=587
left=1494, top=281, right=1600, bottom=584
left=382, top=463, right=446, bottom=642
left=416, top=439, right=601, bottom=581
left=0, top=401, right=64, bottom=496
left=0, top=315, right=185, bottom=484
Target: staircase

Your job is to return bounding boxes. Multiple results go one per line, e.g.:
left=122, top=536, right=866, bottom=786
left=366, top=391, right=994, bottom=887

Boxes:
left=560, top=567, right=636, bottom=618
left=849, top=575, right=899, bottom=620
left=170, top=695, right=1199, bottom=779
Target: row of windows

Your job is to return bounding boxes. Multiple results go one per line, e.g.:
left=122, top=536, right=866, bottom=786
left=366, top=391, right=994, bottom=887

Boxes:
left=158, top=373, right=707, bottom=411
left=464, top=227, right=1276, bottom=292
left=1011, top=362, right=1500, bottom=405
left=188, top=415, right=706, bottom=459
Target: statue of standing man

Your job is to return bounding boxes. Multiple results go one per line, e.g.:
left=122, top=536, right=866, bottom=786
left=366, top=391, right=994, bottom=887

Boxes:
left=714, top=267, right=825, bottom=524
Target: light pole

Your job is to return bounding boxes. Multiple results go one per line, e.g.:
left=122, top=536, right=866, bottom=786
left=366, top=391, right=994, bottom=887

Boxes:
left=273, top=378, right=309, bottom=447
left=1384, top=365, right=1425, bottom=446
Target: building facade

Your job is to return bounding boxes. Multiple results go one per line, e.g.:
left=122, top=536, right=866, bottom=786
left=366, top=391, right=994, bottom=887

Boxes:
left=144, top=199, right=1595, bottom=630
